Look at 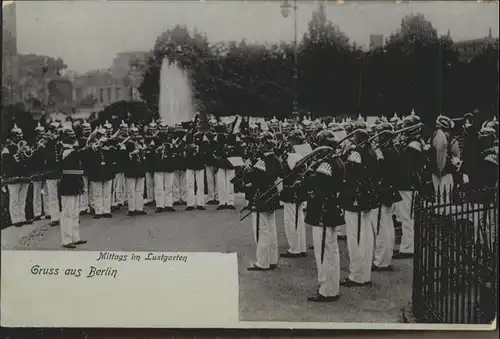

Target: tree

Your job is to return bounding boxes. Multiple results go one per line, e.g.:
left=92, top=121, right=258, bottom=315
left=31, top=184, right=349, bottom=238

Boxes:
left=18, top=54, right=67, bottom=78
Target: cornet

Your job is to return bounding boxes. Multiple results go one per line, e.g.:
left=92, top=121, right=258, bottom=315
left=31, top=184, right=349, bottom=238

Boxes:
left=14, top=140, right=34, bottom=162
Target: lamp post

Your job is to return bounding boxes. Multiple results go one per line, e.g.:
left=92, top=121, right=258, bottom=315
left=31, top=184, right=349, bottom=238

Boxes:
left=280, top=0, right=299, bottom=120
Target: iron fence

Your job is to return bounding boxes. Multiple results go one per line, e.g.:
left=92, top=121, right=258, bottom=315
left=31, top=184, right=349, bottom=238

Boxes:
left=413, top=186, right=498, bottom=324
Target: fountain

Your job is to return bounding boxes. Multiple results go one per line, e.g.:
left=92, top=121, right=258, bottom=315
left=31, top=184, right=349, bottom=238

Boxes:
left=159, top=58, right=194, bottom=126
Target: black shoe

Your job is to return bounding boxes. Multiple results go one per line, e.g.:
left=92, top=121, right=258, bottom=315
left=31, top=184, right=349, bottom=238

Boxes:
left=94, top=214, right=102, bottom=219
left=135, top=210, right=147, bottom=215
left=280, top=252, right=302, bottom=258
left=269, top=264, right=278, bottom=270
left=392, top=251, right=413, bottom=260
left=45, top=215, right=51, bottom=220
left=155, top=208, right=164, bottom=213
left=24, top=219, right=33, bottom=225
left=371, top=264, right=394, bottom=272
left=128, top=211, right=136, bottom=216
left=173, top=201, right=182, bottom=206
left=179, top=200, right=187, bottom=205
left=300, top=252, right=308, bottom=257
left=186, top=206, right=195, bottom=211
left=247, top=264, right=269, bottom=271
left=307, top=293, right=340, bottom=302
left=226, top=205, right=236, bottom=210
left=79, top=210, right=89, bottom=215
left=216, top=205, right=226, bottom=210
left=13, top=222, right=23, bottom=227
left=63, top=244, right=77, bottom=249
left=145, top=200, right=155, bottom=206
left=73, top=240, right=87, bottom=245
left=34, top=216, right=42, bottom=221
left=50, top=221, right=59, bottom=227
left=340, top=278, right=366, bottom=287
left=164, top=207, right=176, bottom=212
left=308, top=245, right=314, bottom=250
left=102, top=213, right=112, bottom=218
left=196, top=206, right=206, bottom=210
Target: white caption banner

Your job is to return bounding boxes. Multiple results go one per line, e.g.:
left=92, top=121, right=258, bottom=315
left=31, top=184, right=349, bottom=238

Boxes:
left=1, top=250, right=239, bottom=327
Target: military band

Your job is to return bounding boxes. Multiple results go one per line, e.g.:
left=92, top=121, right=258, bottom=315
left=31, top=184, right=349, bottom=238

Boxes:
left=1, top=110, right=498, bottom=303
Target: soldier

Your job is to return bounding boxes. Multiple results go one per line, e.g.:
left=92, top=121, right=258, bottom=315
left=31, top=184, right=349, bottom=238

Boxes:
left=87, top=127, right=114, bottom=218
left=215, top=130, right=241, bottom=210
left=185, top=132, right=207, bottom=211
left=152, top=123, right=176, bottom=213
left=468, top=123, right=498, bottom=247
left=31, top=122, right=48, bottom=221
left=280, top=129, right=308, bottom=258
left=304, top=130, right=346, bottom=302
left=78, top=120, right=92, bottom=214
left=125, top=125, right=147, bottom=216
left=42, top=123, right=62, bottom=226
left=112, top=120, right=129, bottom=210
left=392, top=115, right=426, bottom=259
left=428, top=115, right=460, bottom=203
left=1, top=124, right=32, bottom=227
left=339, top=120, right=378, bottom=287
left=144, top=120, right=158, bottom=205
left=172, top=128, right=188, bottom=206
left=371, top=122, right=402, bottom=270
left=205, top=130, right=219, bottom=205
left=58, top=124, right=87, bottom=249
left=244, top=131, right=282, bottom=271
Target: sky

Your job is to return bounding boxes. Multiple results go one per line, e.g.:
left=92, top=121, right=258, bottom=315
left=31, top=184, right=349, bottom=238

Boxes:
left=12, top=0, right=500, bottom=73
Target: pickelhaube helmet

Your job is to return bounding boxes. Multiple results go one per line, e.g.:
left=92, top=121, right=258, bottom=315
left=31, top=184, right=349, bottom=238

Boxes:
left=316, top=129, right=337, bottom=147
left=485, top=116, right=498, bottom=135
left=258, top=131, right=276, bottom=150
left=119, top=120, right=128, bottom=130
left=34, top=122, right=45, bottom=134
left=11, top=124, right=23, bottom=138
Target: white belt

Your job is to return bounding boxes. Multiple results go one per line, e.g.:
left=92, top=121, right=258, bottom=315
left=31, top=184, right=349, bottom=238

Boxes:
left=62, top=170, right=84, bottom=175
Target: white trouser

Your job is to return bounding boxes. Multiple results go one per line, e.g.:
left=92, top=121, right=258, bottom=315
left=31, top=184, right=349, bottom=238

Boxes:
left=186, top=169, right=205, bottom=207
left=60, top=195, right=81, bottom=246
left=80, top=176, right=90, bottom=212
left=88, top=177, right=94, bottom=210
left=173, top=170, right=187, bottom=202
left=432, top=173, right=454, bottom=204
left=154, top=172, right=174, bottom=208
left=283, top=202, right=306, bottom=254
left=217, top=169, right=235, bottom=206
left=252, top=211, right=278, bottom=269
left=472, top=203, right=498, bottom=249
left=32, top=181, right=44, bottom=218
left=91, top=180, right=112, bottom=215
left=112, top=172, right=126, bottom=206
left=336, top=223, right=346, bottom=237
left=312, top=226, right=340, bottom=297
left=145, top=172, right=154, bottom=202
left=126, top=177, right=145, bottom=212
left=206, top=166, right=218, bottom=201
left=397, top=190, right=415, bottom=254
left=44, top=179, right=60, bottom=222
left=7, top=183, right=29, bottom=224
left=345, top=210, right=374, bottom=284
left=372, top=205, right=395, bottom=268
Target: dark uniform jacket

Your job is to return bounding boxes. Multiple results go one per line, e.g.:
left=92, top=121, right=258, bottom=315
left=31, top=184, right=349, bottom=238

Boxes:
left=280, top=152, right=307, bottom=204
left=1, top=142, right=31, bottom=184
left=58, top=144, right=84, bottom=196
left=468, top=147, right=498, bottom=204
left=244, top=152, right=282, bottom=213
left=86, top=142, right=115, bottom=182
left=395, top=139, right=426, bottom=192
left=152, top=142, right=176, bottom=173
left=185, top=143, right=206, bottom=171
left=340, top=146, right=379, bottom=212
left=124, top=139, right=146, bottom=178
left=375, top=145, right=402, bottom=207
left=304, top=156, right=346, bottom=228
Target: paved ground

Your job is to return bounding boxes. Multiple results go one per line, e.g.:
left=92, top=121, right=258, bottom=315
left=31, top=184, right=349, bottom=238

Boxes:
left=2, top=194, right=412, bottom=323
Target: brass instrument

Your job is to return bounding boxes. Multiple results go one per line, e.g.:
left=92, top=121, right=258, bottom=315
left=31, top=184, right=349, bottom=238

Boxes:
left=13, top=140, right=35, bottom=162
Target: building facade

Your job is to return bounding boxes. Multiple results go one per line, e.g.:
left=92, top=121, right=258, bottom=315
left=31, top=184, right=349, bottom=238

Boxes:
left=452, top=29, right=498, bottom=62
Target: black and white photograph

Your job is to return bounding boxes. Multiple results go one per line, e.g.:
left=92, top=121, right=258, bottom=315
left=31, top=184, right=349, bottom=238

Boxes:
left=1, top=0, right=498, bottom=327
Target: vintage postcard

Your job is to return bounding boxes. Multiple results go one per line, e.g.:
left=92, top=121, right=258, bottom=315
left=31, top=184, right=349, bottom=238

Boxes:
left=1, top=0, right=498, bottom=330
